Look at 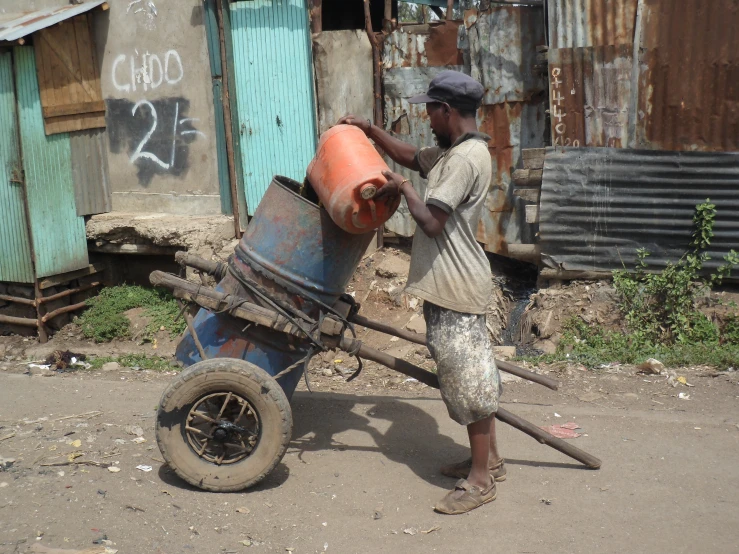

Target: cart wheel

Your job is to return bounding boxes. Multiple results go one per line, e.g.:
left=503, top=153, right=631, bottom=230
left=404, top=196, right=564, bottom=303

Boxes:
left=156, top=358, right=292, bottom=492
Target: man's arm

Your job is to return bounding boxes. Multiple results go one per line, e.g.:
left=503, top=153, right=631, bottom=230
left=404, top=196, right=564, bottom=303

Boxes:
left=337, top=115, right=421, bottom=171
left=376, top=170, right=449, bottom=238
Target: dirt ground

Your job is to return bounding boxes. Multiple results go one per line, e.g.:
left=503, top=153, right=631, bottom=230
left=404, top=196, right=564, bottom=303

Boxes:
left=2, top=249, right=739, bottom=553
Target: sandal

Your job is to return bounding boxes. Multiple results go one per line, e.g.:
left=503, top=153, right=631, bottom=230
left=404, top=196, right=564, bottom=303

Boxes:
left=434, top=478, right=497, bottom=515
left=440, top=457, right=507, bottom=482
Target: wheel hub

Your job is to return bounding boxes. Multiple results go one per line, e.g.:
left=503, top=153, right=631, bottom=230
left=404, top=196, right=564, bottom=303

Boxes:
left=185, top=392, right=260, bottom=465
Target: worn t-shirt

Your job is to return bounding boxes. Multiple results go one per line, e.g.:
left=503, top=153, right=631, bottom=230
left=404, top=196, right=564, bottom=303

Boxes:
left=405, top=132, right=493, bottom=315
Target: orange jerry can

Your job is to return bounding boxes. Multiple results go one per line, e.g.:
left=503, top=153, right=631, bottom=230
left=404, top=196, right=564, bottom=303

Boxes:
left=307, top=124, right=401, bottom=234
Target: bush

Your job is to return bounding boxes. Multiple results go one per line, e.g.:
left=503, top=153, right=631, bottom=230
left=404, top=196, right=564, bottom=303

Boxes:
left=77, top=285, right=186, bottom=343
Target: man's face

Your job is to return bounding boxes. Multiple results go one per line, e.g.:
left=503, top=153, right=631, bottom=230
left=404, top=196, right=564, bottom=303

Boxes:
left=427, top=102, right=452, bottom=148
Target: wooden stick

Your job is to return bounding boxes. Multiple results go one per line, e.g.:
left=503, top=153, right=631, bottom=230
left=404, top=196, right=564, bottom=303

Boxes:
left=363, top=0, right=383, bottom=128
left=0, top=294, right=35, bottom=307
left=37, top=282, right=100, bottom=304
left=53, top=411, right=103, bottom=422
left=180, top=300, right=207, bottom=360
left=0, top=314, right=38, bottom=327
left=41, top=300, right=87, bottom=323
left=447, top=0, right=455, bottom=20
left=349, top=314, right=559, bottom=390
left=0, top=432, right=16, bottom=442
left=334, top=339, right=600, bottom=469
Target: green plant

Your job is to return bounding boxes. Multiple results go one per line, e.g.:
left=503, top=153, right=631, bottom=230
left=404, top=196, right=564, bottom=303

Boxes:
left=722, top=316, right=739, bottom=346
left=76, top=285, right=186, bottom=343
left=89, top=354, right=178, bottom=371
left=612, top=200, right=738, bottom=345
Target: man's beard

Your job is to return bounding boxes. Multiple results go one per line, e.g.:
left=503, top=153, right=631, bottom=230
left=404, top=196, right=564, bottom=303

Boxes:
left=433, top=131, right=452, bottom=149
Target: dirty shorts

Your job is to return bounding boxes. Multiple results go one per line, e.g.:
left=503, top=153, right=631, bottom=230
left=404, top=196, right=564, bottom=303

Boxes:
left=424, top=302, right=500, bottom=426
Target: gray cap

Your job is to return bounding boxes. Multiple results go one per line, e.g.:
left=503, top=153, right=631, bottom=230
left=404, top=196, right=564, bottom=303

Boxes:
left=408, top=70, right=485, bottom=111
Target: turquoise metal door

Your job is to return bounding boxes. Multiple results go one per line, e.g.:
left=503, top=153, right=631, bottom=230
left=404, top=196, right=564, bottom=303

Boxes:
left=230, top=0, right=317, bottom=214
left=14, top=47, right=88, bottom=278
left=0, top=51, right=33, bottom=283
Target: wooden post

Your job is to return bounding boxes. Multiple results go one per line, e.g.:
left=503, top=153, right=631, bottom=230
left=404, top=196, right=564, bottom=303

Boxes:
left=447, top=0, right=455, bottom=20
left=216, top=0, right=243, bottom=238
left=310, top=0, right=323, bottom=34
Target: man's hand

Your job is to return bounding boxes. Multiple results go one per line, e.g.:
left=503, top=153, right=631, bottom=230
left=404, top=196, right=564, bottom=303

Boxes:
left=375, top=170, right=408, bottom=200
left=337, top=114, right=371, bottom=135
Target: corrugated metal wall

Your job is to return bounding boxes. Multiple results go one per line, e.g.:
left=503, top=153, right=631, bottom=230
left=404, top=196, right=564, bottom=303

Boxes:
left=14, top=46, right=88, bottom=279
left=547, top=0, right=739, bottom=152
left=383, top=8, right=548, bottom=255
left=0, top=50, right=33, bottom=284
left=230, top=0, right=317, bottom=215
left=70, top=128, right=111, bottom=216
left=539, top=147, right=739, bottom=274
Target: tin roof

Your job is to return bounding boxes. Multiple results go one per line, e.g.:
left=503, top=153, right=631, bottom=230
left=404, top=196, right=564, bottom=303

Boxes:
left=0, top=1, right=107, bottom=43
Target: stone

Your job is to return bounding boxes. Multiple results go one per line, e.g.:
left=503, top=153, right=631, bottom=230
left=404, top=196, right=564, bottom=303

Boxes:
left=376, top=255, right=410, bottom=279
left=493, top=346, right=517, bottom=358
left=321, top=368, right=334, bottom=377
left=102, top=362, right=121, bottom=372
left=637, top=358, right=664, bottom=375
left=406, top=316, right=427, bottom=335
left=535, top=338, right=557, bottom=355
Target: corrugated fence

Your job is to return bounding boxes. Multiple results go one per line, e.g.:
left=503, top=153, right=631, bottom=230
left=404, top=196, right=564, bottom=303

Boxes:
left=539, top=147, right=739, bottom=274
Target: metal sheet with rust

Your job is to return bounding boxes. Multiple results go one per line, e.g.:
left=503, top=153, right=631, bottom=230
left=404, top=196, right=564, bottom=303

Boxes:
left=539, top=146, right=739, bottom=275
left=636, top=0, right=739, bottom=152
left=548, top=45, right=634, bottom=148
left=382, top=10, right=547, bottom=255
left=547, top=0, right=637, bottom=49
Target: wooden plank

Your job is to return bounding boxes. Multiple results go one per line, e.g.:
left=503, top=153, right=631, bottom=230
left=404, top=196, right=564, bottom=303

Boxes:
left=0, top=314, right=38, bottom=328
left=39, top=263, right=106, bottom=290
left=513, top=189, right=541, bottom=203
left=522, top=148, right=546, bottom=169
left=525, top=204, right=540, bottom=223
left=45, top=112, right=105, bottom=135
left=512, top=168, right=543, bottom=187
left=539, top=268, right=614, bottom=281
left=63, top=19, right=82, bottom=107
left=43, top=100, right=105, bottom=118
left=506, top=244, right=541, bottom=264
left=38, top=28, right=97, bottom=100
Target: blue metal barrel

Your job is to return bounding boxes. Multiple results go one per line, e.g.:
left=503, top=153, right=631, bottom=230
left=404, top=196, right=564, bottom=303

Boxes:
left=177, top=176, right=375, bottom=398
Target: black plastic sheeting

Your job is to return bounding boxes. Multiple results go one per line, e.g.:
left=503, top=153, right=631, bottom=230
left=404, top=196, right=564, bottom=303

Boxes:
left=539, top=147, right=739, bottom=274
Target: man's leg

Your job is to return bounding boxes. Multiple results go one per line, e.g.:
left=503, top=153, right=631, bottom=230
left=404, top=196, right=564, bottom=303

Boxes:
left=466, top=413, right=494, bottom=489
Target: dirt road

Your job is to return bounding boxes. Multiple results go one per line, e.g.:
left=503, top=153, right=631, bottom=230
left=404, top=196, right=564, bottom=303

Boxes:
left=1, top=365, right=738, bottom=554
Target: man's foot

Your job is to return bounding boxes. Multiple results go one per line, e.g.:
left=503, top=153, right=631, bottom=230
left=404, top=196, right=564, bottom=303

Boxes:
left=440, top=457, right=507, bottom=482
left=434, top=478, right=497, bottom=515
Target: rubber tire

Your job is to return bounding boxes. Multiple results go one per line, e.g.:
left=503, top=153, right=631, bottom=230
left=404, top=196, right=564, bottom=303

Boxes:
left=156, top=358, right=292, bottom=492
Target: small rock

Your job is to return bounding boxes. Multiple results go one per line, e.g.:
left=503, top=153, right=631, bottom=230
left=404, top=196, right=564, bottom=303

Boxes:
left=321, top=368, right=334, bottom=377
left=493, top=346, right=517, bottom=358
left=0, top=457, right=15, bottom=471
left=621, top=393, right=639, bottom=401
left=403, top=527, right=418, bottom=536
left=376, top=255, right=410, bottom=278
left=102, top=362, right=121, bottom=372
left=406, top=316, right=427, bottom=335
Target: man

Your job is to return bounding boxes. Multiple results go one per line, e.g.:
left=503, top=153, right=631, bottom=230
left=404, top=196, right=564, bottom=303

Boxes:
left=338, top=70, right=504, bottom=515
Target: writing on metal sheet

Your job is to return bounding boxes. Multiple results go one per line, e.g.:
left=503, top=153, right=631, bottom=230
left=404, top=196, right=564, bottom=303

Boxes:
left=550, top=67, right=580, bottom=148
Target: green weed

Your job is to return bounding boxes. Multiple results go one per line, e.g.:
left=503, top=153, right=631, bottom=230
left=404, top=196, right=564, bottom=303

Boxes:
left=88, top=354, right=178, bottom=371
left=76, top=285, right=186, bottom=343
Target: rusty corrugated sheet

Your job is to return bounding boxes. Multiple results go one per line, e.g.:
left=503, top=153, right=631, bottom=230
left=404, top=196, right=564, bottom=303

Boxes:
left=540, top=146, right=739, bottom=274
left=548, top=45, right=634, bottom=148
left=382, top=9, right=547, bottom=254
left=636, top=0, right=739, bottom=152
left=465, top=6, right=547, bottom=104
left=70, top=128, right=111, bottom=216
left=383, top=22, right=465, bottom=237
left=547, top=0, right=637, bottom=49
left=0, top=1, right=106, bottom=42
left=547, top=0, right=739, bottom=153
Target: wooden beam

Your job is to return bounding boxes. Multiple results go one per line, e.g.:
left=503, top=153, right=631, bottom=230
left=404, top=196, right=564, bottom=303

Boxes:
left=506, top=244, right=541, bottom=265
left=41, top=301, right=87, bottom=324
left=446, top=0, right=455, bottom=20
left=89, top=243, right=179, bottom=255
left=310, top=0, right=322, bottom=34
left=37, top=282, right=101, bottom=305
left=513, top=189, right=541, bottom=203
left=539, top=268, right=615, bottom=281
left=0, top=314, right=38, bottom=328
left=42, top=100, right=105, bottom=119
left=512, top=168, right=543, bottom=187
left=522, top=148, right=546, bottom=169
left=38, top=263, right=106, bottom=290
left=0, top=294, right=35, bottom=307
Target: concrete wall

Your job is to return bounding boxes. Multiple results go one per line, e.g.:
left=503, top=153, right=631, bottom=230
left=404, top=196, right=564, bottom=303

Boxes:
left=92, top=0, right=220, bottom=215
left=0, top=0, right=222, bottom=215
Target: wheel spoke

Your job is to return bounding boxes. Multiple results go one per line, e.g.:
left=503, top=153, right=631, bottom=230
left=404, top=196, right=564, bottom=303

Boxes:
left=217, top=392, right=233, bottom=419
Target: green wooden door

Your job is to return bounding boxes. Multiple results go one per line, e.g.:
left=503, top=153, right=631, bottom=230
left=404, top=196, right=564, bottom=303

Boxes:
left=0, top=51, right=33, bottom=283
